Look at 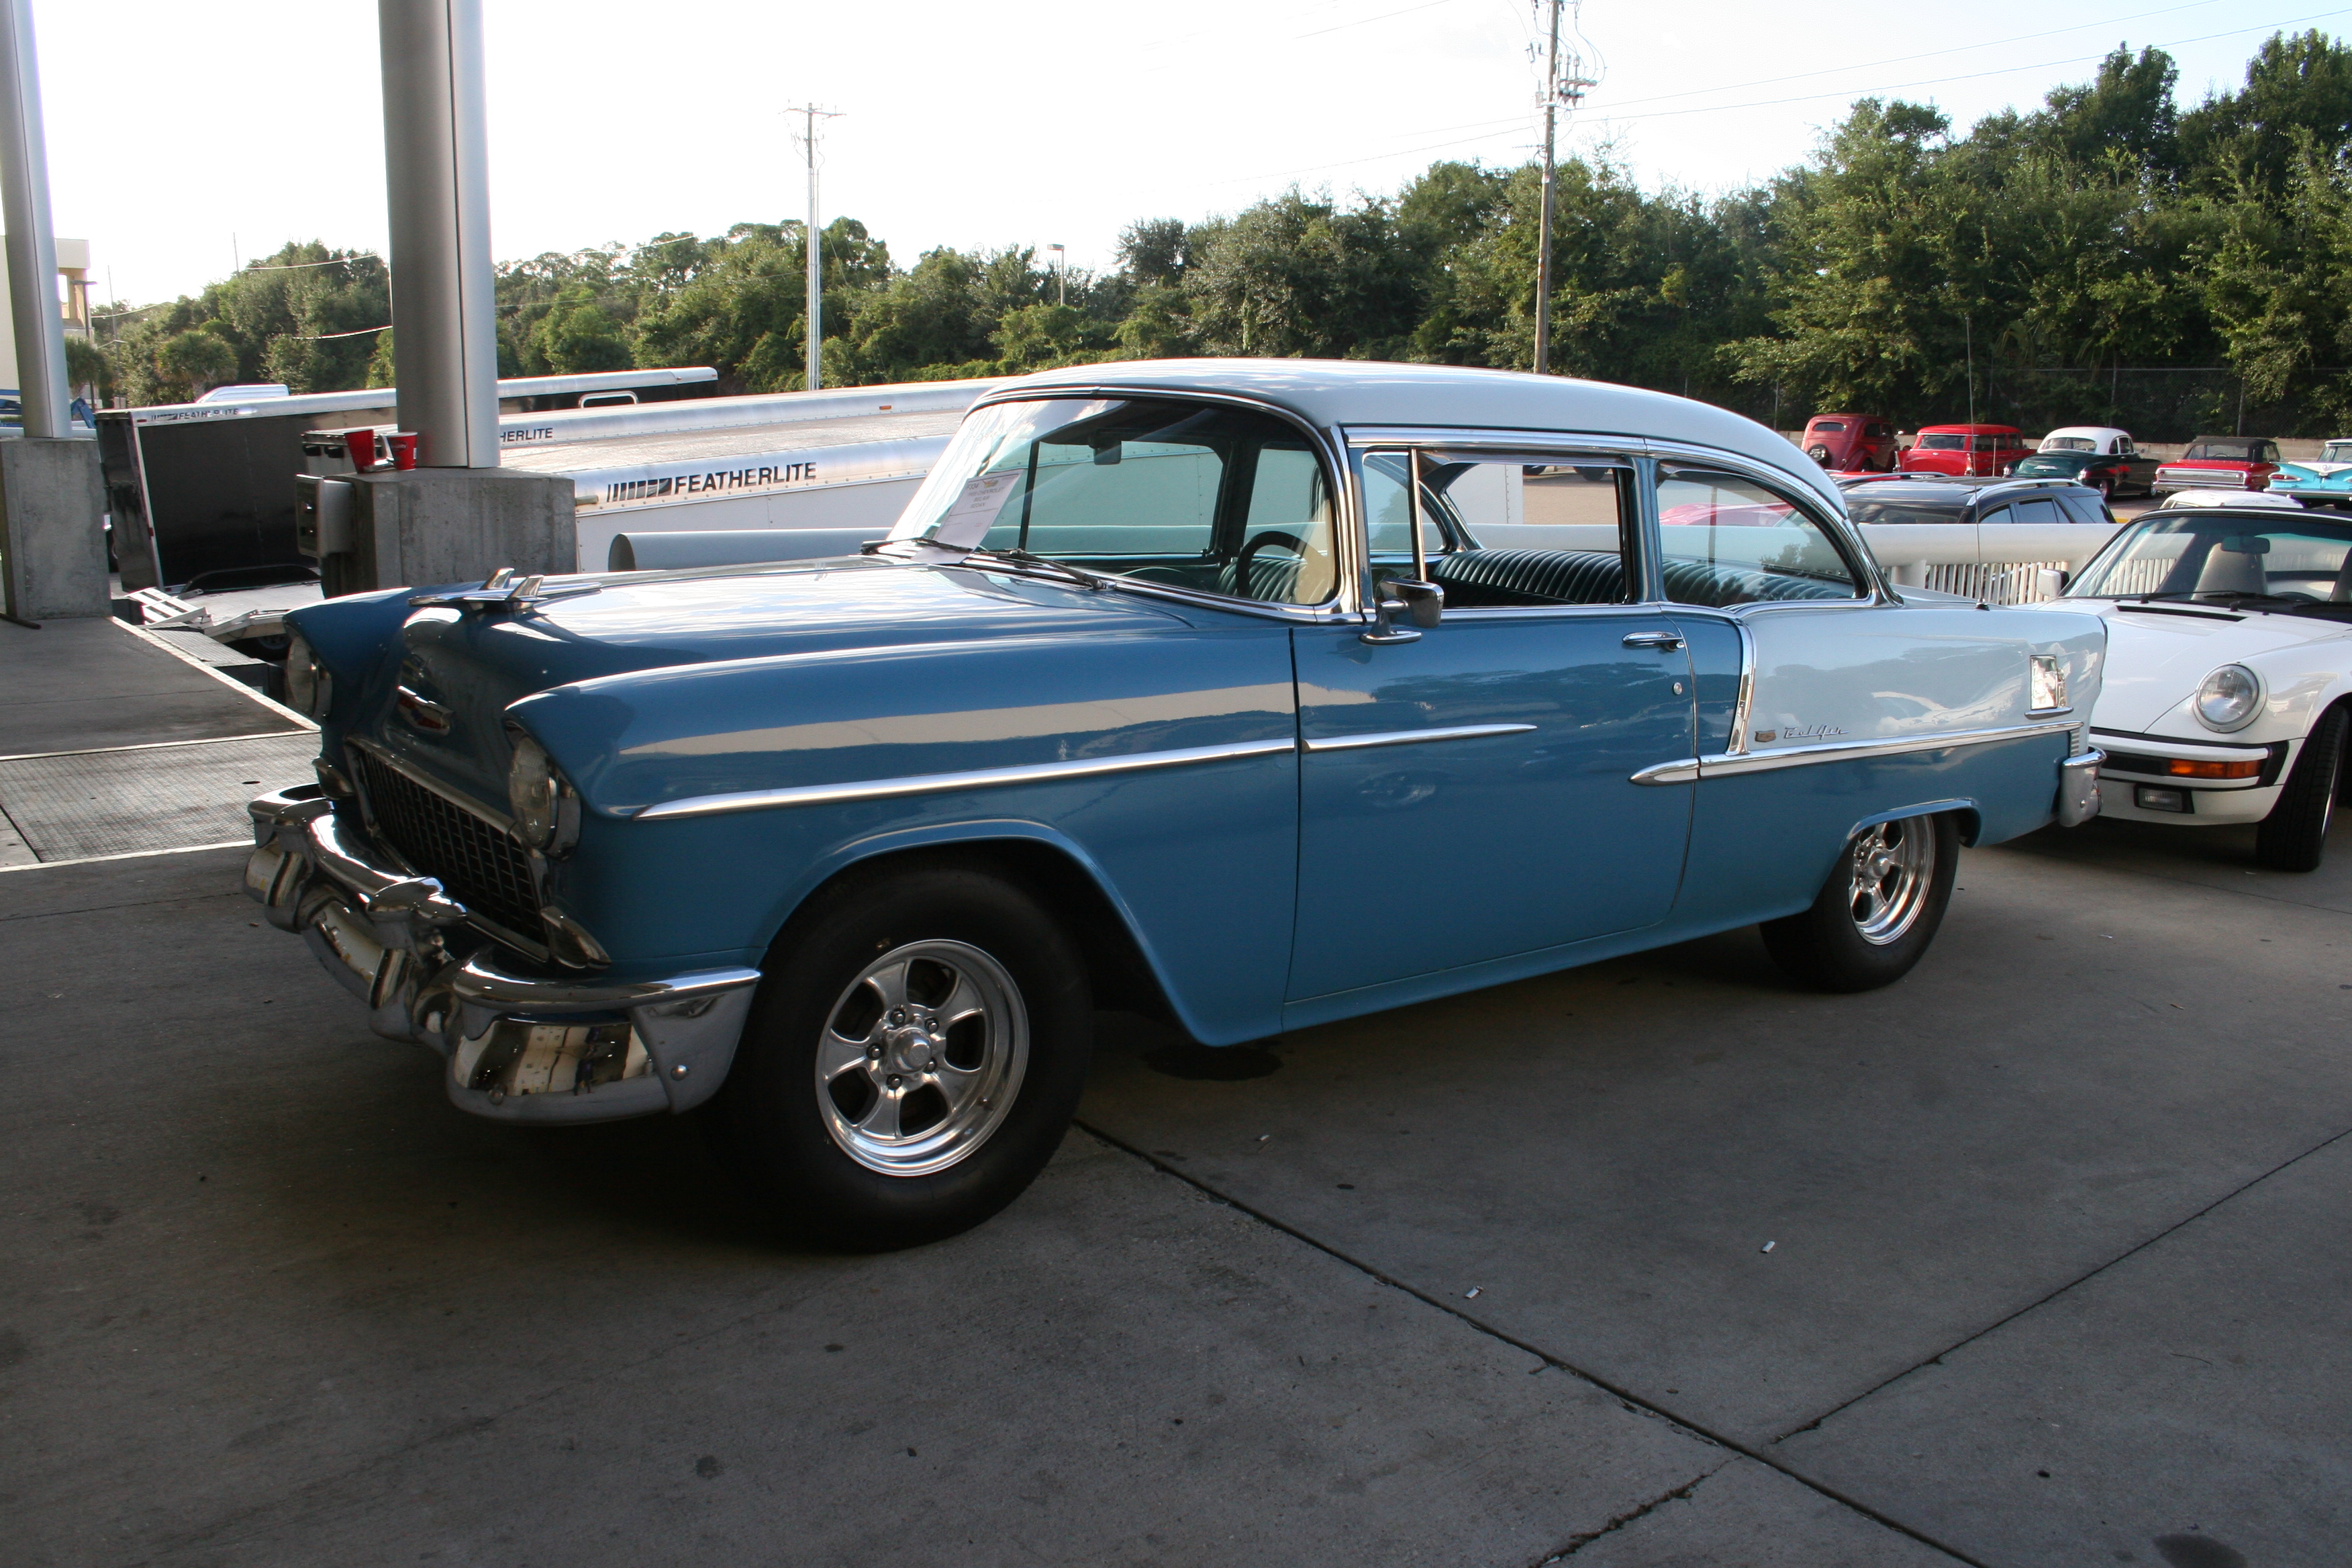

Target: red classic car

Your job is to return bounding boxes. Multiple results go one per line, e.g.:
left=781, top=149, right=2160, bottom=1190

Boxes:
left=1898, top=424, right=2030, bottom=478
left=1799, top=413, right=1898, bottom=471
left=2152, top=435, right=2283, bottom=497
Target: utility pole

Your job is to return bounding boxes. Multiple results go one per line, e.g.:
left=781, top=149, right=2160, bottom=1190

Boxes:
left=791, top=103, right=841, bottom=391
left=1049, top=242, right=1066, bottom=307
left=1530, top=0, right=1592, bottom=376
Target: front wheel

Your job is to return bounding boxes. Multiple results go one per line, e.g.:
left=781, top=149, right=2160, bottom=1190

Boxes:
left=2255, top=707, right=2347, bottom=873
left=1761, top=814, right=1959, bottom=991
left=703, top=864, right=1093, bottom=1249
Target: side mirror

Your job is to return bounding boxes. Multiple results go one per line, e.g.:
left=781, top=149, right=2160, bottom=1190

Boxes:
left=1363, top=578, right=1443, bottom=644
left=2035, top=567, right=2066, bottom=601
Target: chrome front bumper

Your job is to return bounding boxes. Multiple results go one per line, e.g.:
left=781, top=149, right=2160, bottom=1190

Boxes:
left=2056, top=748, right=2104, bottom=828
left=245, top=785, right=760, bottom=1124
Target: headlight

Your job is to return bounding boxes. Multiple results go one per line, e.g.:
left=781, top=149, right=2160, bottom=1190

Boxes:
left=506, top=732, right=565, bottom=848
left=283, top=630, right=330, bottom=718
left=2193, top=664, right=2263, bottom=732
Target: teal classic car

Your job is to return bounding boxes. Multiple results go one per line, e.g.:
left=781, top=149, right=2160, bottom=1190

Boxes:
left=2262, top=440, right=2352, bottom=507
left=246, top=360, right=2107, bottom=1247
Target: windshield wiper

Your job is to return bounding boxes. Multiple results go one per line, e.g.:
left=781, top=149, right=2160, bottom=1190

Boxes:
left=958, top=547, right=1114, bottom=591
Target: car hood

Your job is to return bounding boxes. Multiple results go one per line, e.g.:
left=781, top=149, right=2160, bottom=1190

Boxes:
left=367, top=556, right=1201, bottom=803
left=2065, top=599, right=2352, bottom=732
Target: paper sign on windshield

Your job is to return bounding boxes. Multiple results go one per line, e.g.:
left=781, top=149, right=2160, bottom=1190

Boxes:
left=931, top=471, right=1026, bottom=548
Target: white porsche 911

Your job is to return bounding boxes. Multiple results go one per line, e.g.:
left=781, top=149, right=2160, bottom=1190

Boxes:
left=2034, top=504, right=2352, bottom=869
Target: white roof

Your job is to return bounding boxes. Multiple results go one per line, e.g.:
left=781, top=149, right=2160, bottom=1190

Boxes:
left=2041, top=426, right=2133, bottom=448
left=1002, top=358, right=1841, bottom=507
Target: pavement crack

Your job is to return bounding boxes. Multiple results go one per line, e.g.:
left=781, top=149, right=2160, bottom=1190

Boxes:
left=1075, top=1118, right=1994, bottom=1568
left=1534, top=1465, right=1720, bottom=1562
left=1769, top=1117, right=2352, bottom=1447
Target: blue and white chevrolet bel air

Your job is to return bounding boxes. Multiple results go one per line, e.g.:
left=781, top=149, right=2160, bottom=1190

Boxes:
left=246, top=360, right=2108, bottom=1246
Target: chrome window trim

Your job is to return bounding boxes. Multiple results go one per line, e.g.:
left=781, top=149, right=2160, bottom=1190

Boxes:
left=1338, top=428, right=1661, bottom=616
left=1628, top=717, right=2079, bottom=786
left=630, top=736, right=1298, bottom=822
left=1301, top=723, right=1536, bottom=754
left=1645, top=437, right=1895, bottom=605
left=959, top=385, right=1362, bottom=617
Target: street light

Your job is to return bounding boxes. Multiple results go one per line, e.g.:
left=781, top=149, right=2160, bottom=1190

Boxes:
left=1048, top=242, right=1066, bottom=307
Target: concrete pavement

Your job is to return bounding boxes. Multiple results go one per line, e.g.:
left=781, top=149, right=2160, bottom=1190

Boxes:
left=3, top=810, right=2347, bottom=1565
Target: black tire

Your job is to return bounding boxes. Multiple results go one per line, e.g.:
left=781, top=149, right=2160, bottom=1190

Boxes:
left=1761, top=814, right=1960, bottom=992
left=703, top=863, right=1093, bottom=1250
left=2255, top=707, right=2347, bottom=873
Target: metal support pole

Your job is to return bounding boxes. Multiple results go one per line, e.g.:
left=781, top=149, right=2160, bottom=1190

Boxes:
left=1532, top=0, right=1560, bottom=377
left=379, top=0, right=498, bottom=469
left=804, top=104, right=822, bottom=392
left=0, top=0, right=68, bottom=440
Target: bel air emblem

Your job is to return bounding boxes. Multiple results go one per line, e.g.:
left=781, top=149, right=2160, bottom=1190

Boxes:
left=1756, top=724, right=1845, bottom=744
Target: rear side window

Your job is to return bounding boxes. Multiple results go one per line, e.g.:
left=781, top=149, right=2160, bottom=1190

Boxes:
left=1811, top=420, right=1846, bottom=434
left=2057, top=489, right=2112, bottom=525
left=1357, top=450, right=1638, bottom=607
left=1655, top=466, right=1862, bottom=607
left=2011, top=497, right=2063, bottom=525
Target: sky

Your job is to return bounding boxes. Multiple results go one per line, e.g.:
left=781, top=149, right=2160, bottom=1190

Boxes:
left=34, top=0, right=2328, bottom=311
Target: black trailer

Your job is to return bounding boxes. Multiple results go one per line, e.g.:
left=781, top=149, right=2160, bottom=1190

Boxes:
left=103, top=367, right=717, bottom=590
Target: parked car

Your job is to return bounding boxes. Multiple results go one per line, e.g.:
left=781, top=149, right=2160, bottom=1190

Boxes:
left=1800, top=412, right=1898, bottom=472
left=1837, top=477, right=2116, bottom=528
left=2030, top=503, right=2352, bottom=870
left=2158, top=488, right=2304, bottom=511
left=243, top=360, right=2107, bottom=1247
left=2257, top=438, right=2352, bottom=508
left=2010, top=426, right=2159, bottom=500
left=1899, top=424, right=2031, bottom=478
left=2153, top=436, right=2282, bottom=497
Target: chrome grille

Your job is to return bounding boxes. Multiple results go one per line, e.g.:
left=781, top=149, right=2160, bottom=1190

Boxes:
left=349, top=748, right=542, bottom=938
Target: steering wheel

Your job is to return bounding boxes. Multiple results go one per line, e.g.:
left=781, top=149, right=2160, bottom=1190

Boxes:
left=1236, top=531, right=1305, bottom=601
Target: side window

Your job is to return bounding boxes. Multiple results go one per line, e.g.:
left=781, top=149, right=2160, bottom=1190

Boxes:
left=1357, top=450, right=1637, bottom=607
left=1978, top=505, right=2012, bottom=526
left=1655, top=466, right=1862, bottom=607
left=2012, top=497, right=2063, bottom=525
left=2056, top=489, right=2111, bottom=525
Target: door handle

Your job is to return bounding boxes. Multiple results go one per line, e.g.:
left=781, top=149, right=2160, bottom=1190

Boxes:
left=1622, top=631, right=1685, bottom=650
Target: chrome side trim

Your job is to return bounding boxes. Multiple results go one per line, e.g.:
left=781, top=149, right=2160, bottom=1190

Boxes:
left=1629, top=718, right=2079, bottom=785
left=632, top=736, right=1297, bottom=822
left=1301, top=722, right=1538, bottom=754
left=1726, top=618, right=1756, bottom=756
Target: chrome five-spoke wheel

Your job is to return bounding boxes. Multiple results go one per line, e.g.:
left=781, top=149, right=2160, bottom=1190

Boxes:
left=816, top=940, right=1028, bottom=1177
left=1846, top=819, right=1936, bottom=944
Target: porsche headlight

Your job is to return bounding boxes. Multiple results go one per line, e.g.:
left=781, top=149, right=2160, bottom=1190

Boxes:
left=506, top=732, right=565, bottom=848
left=2193, top=664, right=2263, bottom=732
left=283, top=630, right=330, bottom=718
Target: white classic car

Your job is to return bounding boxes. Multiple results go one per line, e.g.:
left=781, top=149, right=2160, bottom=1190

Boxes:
left=2035, top=503, right=2352, bottom=869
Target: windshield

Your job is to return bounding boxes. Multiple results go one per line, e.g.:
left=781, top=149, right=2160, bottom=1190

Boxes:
left=887, top=396, right=1336, bottom=604
left=2182, top=438, right=2262, bottom=461
left=1915, top=433, right=1965, bottom=450
left=2324, top=442, right=2352, bottom=463
left=2070, top=513, right=2352, bottom=607
left=2041, top=436, right=2096, bottom=453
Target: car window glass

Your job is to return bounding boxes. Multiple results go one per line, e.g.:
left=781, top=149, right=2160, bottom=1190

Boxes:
left=1812, top=420, right=1846, bottom=434
left=1655, top=467, right=1861, bottom=607
left=1917, top=433, right=1964, bottom=450
left=2073, top=516, right=2352, bottom=600
left=2057, top=489, right=2110, bottom=525
left=2012, top=497, right=2063, bottom=525
left=1978, top=505, right=2010, bottom=526
left=888, top=395, right=1336, bottom=605
left=1357, top=451, right=1636, bottom=606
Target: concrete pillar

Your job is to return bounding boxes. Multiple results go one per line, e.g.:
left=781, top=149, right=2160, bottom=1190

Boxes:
left=0, top=0, right=101, bottom=622
left=0, top=0, right=66, bottom=440
left=329, top=0, right=573, bottom=596
left=379, top=0, right=498, bottom=470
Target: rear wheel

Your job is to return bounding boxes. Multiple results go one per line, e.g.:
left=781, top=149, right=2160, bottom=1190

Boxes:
left=1762, top=814, right=1959, bottom=991
left=703, top=864, right=1093, bottom=1249
left=2255, top=707, right=2347, bottom=873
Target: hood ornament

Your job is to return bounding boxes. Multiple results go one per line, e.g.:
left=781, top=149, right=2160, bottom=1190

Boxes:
left=409, top=565, right=602, bottom=615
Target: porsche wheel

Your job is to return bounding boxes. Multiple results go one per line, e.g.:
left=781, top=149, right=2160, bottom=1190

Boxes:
left=2255, top=707, right=2347, bottom=873
left=703, top=863, right=1093, bottom=1249
left=1762, top=814, right=1959, bottom=992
